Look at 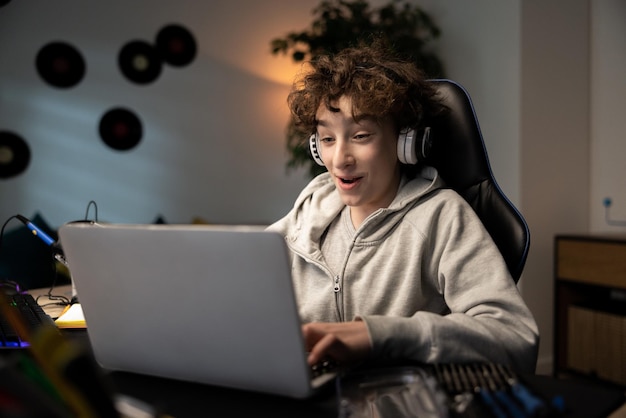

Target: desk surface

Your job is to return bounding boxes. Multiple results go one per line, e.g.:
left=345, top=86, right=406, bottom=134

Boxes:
left=28, top=285, right=626, bottom=418
left=110, top=371, right=338, bottom=418
left=106, top=370, right=626, bottom=418
left=30, top=283, right=74, bottom=318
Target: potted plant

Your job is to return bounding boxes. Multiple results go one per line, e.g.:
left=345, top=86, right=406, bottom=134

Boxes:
left=270, top=0, right=445, bottom=178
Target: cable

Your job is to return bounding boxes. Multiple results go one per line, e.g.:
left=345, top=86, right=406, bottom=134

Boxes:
left=84, top=200, right=99, bottom=222
left=603, top=197, right=626, bottom=226
left=0, top=214, right=18, bottom=262
left=0, top=215, right=70, bottom=305
left=0, top=279, right=23, bottom=294
left=36, top=284, right=71, bottom=308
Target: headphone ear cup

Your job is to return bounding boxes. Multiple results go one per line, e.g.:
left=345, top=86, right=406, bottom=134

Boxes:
left=397, top=129, right=418, bottom=165
left=397, top=127, right=432, bottom=165
left=420, top=127, right=433, bottom=162
left=309, top=133, right=325, bottom=166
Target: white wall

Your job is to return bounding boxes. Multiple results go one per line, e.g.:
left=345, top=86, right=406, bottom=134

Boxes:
left=0, top=0, right=319, bottom=226
left=520, top=0, right=591, bottom=374
left=416, top=1, right=521, bottom=206
left=590, top=0, right=626, bottom=233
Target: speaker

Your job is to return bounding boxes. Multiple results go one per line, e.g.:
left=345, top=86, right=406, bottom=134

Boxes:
left=309, top=127, right=432, bottom=166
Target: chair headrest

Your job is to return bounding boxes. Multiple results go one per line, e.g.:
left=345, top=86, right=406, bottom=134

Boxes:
left=425, top=79, right=530, bottom=282
left=428, top=80, right=491, bottom=191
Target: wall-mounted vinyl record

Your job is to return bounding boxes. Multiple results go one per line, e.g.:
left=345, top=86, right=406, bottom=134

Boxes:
left=0, top=0, right=13, bottom=7
left=98, top=108, right=142, bottom=151
left=36, top=42, right=86, bottom=88
left=155, top=24, right=197, bottom=67
left=118, top=40, right=162, bottom=84
left=0, top=131, right=30, bottom=179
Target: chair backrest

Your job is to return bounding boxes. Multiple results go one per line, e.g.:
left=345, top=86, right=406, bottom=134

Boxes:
left=425, top=79, right=530, bottom=283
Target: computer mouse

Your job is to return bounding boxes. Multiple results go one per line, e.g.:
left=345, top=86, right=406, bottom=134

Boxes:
left=0, top=281, right=21, bottom=296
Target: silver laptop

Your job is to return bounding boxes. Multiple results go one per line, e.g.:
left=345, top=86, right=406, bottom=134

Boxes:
left=57, top=222, right=337, bottom=399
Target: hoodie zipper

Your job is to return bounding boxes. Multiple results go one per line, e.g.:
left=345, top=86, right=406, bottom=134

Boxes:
left=333, top=275, right=341, bottom=293
left=334, top=275, right=344, bottom=321
left=287, top=244, right=345, bottom=321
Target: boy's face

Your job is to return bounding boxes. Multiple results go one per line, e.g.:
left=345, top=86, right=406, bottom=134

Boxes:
left=316, top=96, right=401, bottom=225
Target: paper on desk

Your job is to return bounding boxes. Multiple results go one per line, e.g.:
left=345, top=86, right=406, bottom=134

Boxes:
left=55, top=303, right=87, bottom=329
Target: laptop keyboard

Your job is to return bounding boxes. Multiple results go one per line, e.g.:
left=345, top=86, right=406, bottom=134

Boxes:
left=0, top=292, right=56, bottom=348
left=311, top=358, right=338, bottom=378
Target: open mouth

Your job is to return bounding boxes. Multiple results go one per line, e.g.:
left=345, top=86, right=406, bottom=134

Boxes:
left=339, top=176, right=363, bottom=185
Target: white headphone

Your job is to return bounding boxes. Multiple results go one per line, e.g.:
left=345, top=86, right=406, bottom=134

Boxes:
left=309, top=127, right=432, bottom=166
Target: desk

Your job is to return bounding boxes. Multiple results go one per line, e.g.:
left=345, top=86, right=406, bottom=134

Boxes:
left=105, top=370, right=626, bottom=418
left=109, top=371, right=338, bottom=418
left=30, top=283, right=75, bottom=318
left=28, top=285, right=626, bottom=418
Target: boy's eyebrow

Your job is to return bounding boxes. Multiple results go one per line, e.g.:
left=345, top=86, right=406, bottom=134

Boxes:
left=315, top=119, right=329, bottom=127
left=316, top=114, right=378, bottom=128
left=354, top=114, right=378, bottom=123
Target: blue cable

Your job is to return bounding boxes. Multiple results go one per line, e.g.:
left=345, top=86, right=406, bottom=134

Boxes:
left=479, top=390, right=508, bottom=418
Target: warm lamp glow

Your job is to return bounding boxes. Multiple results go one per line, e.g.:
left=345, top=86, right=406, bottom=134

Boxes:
left=262, top=54, right=305, bottom=86
left=193, top=5, right=315, bottom=87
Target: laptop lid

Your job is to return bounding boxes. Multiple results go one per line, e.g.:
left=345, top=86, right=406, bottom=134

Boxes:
left=58, top=222, right=331, bottom=399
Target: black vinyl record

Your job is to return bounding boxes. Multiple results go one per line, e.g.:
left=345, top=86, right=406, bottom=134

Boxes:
left=98, top=108, right=142, bottom=151
left=0, top=131, right=30, bottom=178
left=155, top=24, right=197, bottom=67
left=0, top=0, right=12, bottom=7
left=118, top=40, right=162, bottom=84
left=35, top=42, right=86, bottom=88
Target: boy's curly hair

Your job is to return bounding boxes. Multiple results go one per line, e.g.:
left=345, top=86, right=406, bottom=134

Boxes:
left=287, top=40, right=444, bottom=137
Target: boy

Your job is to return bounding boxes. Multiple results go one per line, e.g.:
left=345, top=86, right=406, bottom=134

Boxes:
left=268, top=43, right=539, bottom=374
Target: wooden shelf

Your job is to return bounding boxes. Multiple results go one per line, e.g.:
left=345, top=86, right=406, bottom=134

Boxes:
left=554, top=235, right=626, bottom=386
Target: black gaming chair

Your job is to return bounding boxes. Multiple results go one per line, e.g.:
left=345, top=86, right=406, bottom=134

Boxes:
left=425, top=79, right=530, bottom=283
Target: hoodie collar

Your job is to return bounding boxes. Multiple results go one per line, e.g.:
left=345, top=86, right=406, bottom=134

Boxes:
left=288, top=166, right=444, bottom=256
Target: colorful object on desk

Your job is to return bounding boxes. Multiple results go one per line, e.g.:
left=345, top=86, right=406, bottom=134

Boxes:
left=0, top=289, right=119, bottom=417
left=496, top=364, right=548, bottom=416
left=55, top=303, right=86, bottom=329
left=433, top=363, right=561, bottom=418
left=17, top=214, right=55, bottom=246
left=0, top=288, right=56, bottom=348
left=16, top=214, right=68, bottom=267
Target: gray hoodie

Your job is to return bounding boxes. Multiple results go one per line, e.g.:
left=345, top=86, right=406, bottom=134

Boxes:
left=268, top=168, right=539, bottom=373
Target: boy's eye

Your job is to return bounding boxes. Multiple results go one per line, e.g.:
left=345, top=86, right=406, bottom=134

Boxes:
left=354, top=133, right=371, bottom=140
left=320, top=136, right=334, bottom=143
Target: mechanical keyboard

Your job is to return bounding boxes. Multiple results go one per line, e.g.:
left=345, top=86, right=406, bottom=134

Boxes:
left=0, top=291, right=57, bottom=348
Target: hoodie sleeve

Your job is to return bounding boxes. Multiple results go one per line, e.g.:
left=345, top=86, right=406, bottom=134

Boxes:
left=359, top=194, right=539, bottom=374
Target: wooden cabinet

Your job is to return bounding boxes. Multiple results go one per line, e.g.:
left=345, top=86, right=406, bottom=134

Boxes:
left=554, top=235, right=626, bottom=385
